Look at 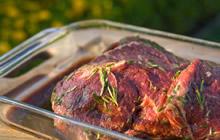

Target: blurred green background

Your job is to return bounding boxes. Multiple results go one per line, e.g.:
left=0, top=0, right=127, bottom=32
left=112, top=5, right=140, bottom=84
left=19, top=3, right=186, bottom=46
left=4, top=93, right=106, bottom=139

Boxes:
left=1, top=0, right=220, bottom=56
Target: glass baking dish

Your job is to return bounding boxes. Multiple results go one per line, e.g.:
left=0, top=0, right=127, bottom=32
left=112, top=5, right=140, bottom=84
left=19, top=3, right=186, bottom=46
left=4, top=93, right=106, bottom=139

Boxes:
left=0, top=20, right=220, bottom=140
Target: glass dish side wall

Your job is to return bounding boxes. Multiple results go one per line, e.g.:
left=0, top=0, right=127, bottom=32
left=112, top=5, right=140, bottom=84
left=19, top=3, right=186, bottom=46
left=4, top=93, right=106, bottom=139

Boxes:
left=0, top=20, right=220, bottom=139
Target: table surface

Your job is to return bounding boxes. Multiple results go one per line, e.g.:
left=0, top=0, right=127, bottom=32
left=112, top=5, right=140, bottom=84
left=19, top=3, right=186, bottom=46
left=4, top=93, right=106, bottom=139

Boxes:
left=0, top=121, right=40, bottom=140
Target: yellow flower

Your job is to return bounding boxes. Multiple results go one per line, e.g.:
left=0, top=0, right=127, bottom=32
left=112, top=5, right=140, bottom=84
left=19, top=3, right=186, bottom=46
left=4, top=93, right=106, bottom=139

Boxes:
left=12, top=30, right=27, bottom=41
left=1, top=29, right=10, bottom=40
left=38, top=10, right=51, bottom=21
left=6, top=6, right=20, bottom=18
left=92, top=4, right=102, bottom=17
left=71, top=0, right=86, bottom=16
left=15, top=19, right=25, bottom=29
left=51, top=21, right=63, bottom=27
left=0, top=41, right=11, bottom=56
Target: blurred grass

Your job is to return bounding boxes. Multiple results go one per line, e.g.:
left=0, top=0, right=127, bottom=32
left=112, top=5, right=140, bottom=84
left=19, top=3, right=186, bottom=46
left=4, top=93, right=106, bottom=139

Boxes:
left=1, top=0, right=220, bottom=56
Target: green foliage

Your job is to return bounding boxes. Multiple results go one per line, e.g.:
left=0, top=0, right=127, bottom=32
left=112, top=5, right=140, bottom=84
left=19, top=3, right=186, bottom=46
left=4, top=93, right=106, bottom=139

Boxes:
left=1, top=0, right=220, bottom=55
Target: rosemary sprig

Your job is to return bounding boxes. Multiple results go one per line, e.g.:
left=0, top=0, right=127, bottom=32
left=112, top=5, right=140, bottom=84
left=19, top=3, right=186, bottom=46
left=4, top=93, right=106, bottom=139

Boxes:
left=55, top=94, right=64, bottom=105
left=178, top=97, right=187, bottom=103
left=107, top=83, right=118, bottom=106
left=149, top=65, right=166, bottom=72
left=66, top=72, right=75, bottom=81
left=186, top=94, right=192, bottom=102
left=200, top=80, right=204, bottom=92
left=163, top=89, right=168, bottom=92
left=106, top=63, right=114, bottom=67
left=121, top=122, right=125, bottom=128
left=102, top=97, right=110, bottom=103
left=196, top=89, right=205, bottom=110
left=134, top=96, right=141, bottom=103
left=127, top=60, right=134, bottom=64
left=157, top=106, right=165, bottom=112
left=87, top=68, right=99, bottom=80
left=96, top=133, right=101, bottom=140
left=167, top=95, right=174, bottom=103
left=206, top=109, right=211, bottom=118
left=109, top=116, right=112, bottom=121
left=65, top=86, right=77, bottom=96
left=149, top=81, right=158, bottom=91
left=87, top=103, right=97, bottom=114
left=200, top=125, right=208, bottom=128
left=93, top=93, right=104, bottom=104
left=161, top=121, right=170, bottom=125
left=148, top=59, right=154, bottom=63
left=99, top=68, right=107, bottom=96
left=77, top=96, right=82, bottom=103
left=105, top=108, right=112, bottom=112
left=173, top=70, right=181, bottom=80
left=67, top=103, right=72, bottom=109
left=210, top=128, right=214, bottom=135
left=127, top=118, right=131, bottom=123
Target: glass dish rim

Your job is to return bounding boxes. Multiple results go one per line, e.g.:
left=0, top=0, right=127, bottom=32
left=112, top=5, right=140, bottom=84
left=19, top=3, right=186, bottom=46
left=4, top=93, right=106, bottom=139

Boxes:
left=1, top=19, right=220, bottom=139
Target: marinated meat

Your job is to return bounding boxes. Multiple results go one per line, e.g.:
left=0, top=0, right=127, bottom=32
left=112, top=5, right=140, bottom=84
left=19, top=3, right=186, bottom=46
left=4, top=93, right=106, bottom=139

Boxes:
left=51, top=36, right=220, bottom=139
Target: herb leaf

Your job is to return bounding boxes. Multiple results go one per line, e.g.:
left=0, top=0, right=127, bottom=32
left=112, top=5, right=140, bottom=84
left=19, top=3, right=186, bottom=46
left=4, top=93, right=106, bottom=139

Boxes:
left=206, top=109, right=211, bottom=118
left=149, top=65, right=166, bottom=72
left=157, top=106, right=165, bottom=112
left=163, top=89, right=168, bottom=92
left=106, top=63, right=114, bottom=67
left=134, top=96, right=141, bottom=103
left=127, top=118, right=131, bottom=123
left=200, top=125, right=208, bottom=128
left=107, top=83, right=118, bottom=106
left=127, top=60, right=134, bottom=64
left=66, top=72, right=75, bottom=81
left=55, top=94, right=64, bottom=105
left=99, top=68, right=107, bottom=96
left=148, top=59, right=154, bottom=63
left=87, top=68, right=99, bottom=80
left=93, top=93, right=104, bottom=104
left=173, top=70, right=181, bottom=80
left=65, top=86, right=77, bottom=96
left=77, top=96, right=82, bottom=103
left=210, top=128, right=214, bottom=135
left=67, top=103, right=73, bottom=109
left=178, top=97, right=187, bottom=103
left=105, top=108, right=112, bottom=112
left=186, top=94, right=192, bottom=102
left=200, top=80, right=204, bottom=92
left=168, top=95, right=174, bottom=103
left=87, top=103, right=97, bottom=114
left=161, top=121, right=170, bottom=125
left=196, top=89, right=205, bottom=110
left=102, top=97, right=110, bottom=103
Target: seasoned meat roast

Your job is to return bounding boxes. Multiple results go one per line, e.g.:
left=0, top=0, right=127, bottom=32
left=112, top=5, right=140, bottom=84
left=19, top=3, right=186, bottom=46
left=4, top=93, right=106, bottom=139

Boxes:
left=51, top=36, right=220, bottom=139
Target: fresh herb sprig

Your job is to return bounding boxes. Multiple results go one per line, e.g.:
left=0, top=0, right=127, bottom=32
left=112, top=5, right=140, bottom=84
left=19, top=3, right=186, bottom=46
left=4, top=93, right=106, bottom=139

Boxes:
left=99, top=68, right=107, bottom=96
left=106, top=83, right=118, bottom=106
left=196, top=89, right=205, bottom=110
left=93, top=93, right=104, bottom=104
left=87, top=68, right=99, bottom=80
left=149, top=65, right=166, bottom=72
left=200, top=80, right=204, bottom=92
left=173, top=70, right=181, bottom=80
left=55, top=94, right=64, bottom=105
left=87, top=103, right=97, bottom=114
left=66, top=72, right=75, bottom=81
left=157, top=106, right=165, bottom=112
left=64, top=86, right=77, bottom=96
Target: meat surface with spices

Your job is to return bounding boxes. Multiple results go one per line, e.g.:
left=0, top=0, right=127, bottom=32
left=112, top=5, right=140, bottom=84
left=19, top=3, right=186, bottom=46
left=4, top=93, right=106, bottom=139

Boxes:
left=51, top=36, right=220, bottom=139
